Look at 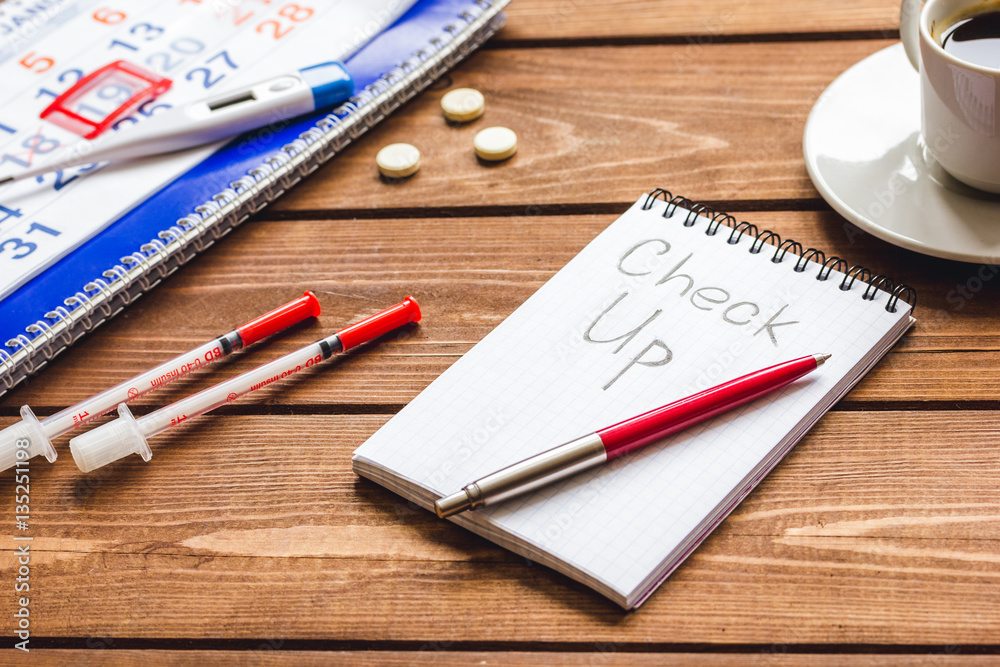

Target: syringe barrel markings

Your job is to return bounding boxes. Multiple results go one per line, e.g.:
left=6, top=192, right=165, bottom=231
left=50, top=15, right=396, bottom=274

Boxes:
left=138, top=335, right=341, bottom=437
left=68, top=296, right=421, bottom=472
left=42, top=333, right=241, bottom=436
left=0, top=292, right=320, bottom=472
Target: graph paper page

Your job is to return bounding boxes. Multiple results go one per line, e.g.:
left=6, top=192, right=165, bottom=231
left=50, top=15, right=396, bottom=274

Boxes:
left=354, top=195, right=911, bottom=598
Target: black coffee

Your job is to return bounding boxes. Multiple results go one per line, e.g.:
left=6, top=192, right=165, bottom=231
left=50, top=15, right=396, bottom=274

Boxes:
left=940, top=10, right=1000, bottom=69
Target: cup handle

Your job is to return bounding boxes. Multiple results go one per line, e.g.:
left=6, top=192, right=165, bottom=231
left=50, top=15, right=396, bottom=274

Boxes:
left=900, top=0, right=922, bottom=70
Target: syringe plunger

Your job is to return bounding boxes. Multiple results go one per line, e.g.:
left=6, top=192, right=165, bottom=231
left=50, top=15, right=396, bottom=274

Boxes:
left=70, top=403, right=151, bottom=473
left=0, top=406, right=57, bottom=471
left=68, top=296, right=421, bottom=472
left=0, top=292, right=321, bottom=472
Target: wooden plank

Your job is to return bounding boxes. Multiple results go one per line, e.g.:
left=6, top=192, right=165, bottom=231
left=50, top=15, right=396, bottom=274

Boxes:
left=5, top=412, right=999, bottom=557
left=0, top=1, right=977, bottom=659
left=499, top=0, right=900, bottom=42
left=0, top=212, right=992, bottom=411
left=4, top=540, right=998, bottom=643
left=11, top=651, right=1000, bottom=666
left=1, top=412, right=998, bottom=643
left=271, top=40, right=894, bottom=211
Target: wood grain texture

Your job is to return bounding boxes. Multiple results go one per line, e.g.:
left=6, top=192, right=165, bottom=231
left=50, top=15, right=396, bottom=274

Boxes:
left=4, top=543, right=996, bottom=643
left=0, top=412, right=997, bottom=643
left=9, top=652, right=1000, bottom=666
left=499, top=0, right=900, bottom=41
left=3, top=0, right=996, bottom=658
left=1, top=212, right=994, bottom=412
left=270, top=40, right=894, bottom=212
left=3, top=412, right=998, bottom=555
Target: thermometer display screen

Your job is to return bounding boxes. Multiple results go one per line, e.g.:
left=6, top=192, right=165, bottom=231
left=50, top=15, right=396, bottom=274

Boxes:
left=208, top=91, right=257, bottom=112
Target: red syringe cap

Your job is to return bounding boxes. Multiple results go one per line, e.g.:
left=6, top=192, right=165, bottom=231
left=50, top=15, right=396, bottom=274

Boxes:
left=336, top=296, right=421, bottom=352
left=236, top=291, right=322, bottom=346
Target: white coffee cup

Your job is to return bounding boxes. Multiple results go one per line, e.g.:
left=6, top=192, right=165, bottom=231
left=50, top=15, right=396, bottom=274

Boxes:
left=900, top=0, right=1000, bottom=193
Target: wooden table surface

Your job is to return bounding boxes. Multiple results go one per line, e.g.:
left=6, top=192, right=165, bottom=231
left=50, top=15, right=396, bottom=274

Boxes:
left=3, top=0, right=999, bottom=664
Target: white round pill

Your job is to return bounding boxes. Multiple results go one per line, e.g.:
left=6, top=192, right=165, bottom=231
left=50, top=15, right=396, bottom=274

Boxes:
left=473, top=126, right=517, bottom=162
left=376, top=143, right=421, bottom=178
left=441, top=87, right=485, bottom=122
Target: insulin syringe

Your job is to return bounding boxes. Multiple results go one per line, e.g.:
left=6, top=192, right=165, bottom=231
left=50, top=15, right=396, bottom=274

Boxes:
left=0, top=292, right=320, bottom=471
left=70, top=296, right=421, bottom=472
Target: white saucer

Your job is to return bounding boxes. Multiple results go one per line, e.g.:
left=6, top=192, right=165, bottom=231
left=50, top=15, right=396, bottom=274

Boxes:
left=804, top=43, right=1000, bottom=263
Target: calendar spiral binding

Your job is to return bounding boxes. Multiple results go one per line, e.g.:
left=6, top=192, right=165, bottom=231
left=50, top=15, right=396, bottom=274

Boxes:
left=0, top=0, right=510, bottom=398
left=641, top=189, right=917, bottom=314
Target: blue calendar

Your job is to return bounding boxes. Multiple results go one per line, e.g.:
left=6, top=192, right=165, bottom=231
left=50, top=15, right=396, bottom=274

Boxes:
left=0, top=0, right=415, bottom=301
left=0, top=0, right=509, bottom=397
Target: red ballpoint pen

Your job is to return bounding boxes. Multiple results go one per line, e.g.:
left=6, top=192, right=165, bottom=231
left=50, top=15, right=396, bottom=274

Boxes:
left=435, top=353, right=830, bottom=518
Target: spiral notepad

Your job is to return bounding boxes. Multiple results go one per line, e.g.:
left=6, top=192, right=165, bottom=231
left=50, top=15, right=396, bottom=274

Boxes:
left=0, top=0, right=509, bottom=398
left=353, top=190, right=915, bottom=609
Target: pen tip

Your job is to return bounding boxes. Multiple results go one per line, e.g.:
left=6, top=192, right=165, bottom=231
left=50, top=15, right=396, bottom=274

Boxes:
left=814, top=353, right=832, bottom=366
left=0, top=175, right=14, bottom=187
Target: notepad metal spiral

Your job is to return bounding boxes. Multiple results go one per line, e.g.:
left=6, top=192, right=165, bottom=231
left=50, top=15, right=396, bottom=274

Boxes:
left=640, top=189, right=917, bottom=314
left=0, top=0, right=510, bottom=398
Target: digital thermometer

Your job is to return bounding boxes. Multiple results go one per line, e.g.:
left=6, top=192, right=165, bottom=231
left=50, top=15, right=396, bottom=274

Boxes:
left=0, top=61, right=353, bottom=187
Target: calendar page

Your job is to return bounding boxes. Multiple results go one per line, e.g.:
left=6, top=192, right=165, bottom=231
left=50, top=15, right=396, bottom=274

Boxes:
left=0, top=0, right=413, bottom=301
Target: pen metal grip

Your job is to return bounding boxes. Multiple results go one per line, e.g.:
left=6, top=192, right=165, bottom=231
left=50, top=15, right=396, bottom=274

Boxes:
left=463, top=433, right=607, bottom=510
